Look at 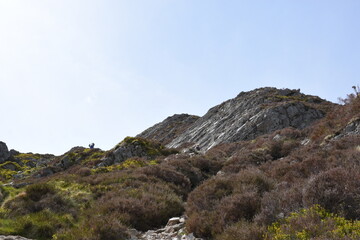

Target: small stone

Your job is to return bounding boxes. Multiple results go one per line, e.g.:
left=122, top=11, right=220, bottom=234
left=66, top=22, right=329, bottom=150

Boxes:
left=301, top=138, right=310, bottom=146
left=167, top=217, right=181, bottom=226
left=273, top=134, right=282, bottom=141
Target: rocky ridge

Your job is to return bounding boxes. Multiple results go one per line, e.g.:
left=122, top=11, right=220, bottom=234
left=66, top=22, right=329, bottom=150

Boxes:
left=164, top=88, right=333, bottom=151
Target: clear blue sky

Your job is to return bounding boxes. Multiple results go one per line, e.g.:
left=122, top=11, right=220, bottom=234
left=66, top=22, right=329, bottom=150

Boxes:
left=0, top=0, right=359, bottom=155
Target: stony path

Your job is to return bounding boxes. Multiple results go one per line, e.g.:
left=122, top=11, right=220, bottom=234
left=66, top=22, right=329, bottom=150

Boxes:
left=128, top=217, right=203, bottom=240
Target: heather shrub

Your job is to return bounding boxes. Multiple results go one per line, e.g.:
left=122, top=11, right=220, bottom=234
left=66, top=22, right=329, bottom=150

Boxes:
left=260, top=157, right=296, bottom=182
left=187, top=192, right=262, bottom=238
left=96, top=181, right=184, bottom=230
left=264, top=205, right=360, bottom=240
left=139, top=165, right=191, bottom=193
left=189, top=155, right=223, bottom=176
left=214, top=220, right=265, bottom=240
left=222, top=148, right=272, bottom=173
left=0, top=210, right=74, bottom=240
left=268, top=140, right=284, bottom=160
left=75, top=167, right=92, bottom=176
left=267, top=133, right=300, bottom=160
left=261, top=147, right=330, bottom=183
left=186, top=168, right=273, bottom=238
left=255, top=182, right=304, bottom=225
left=185, top=210, right=220, bottom=238
left=54, top=213, right=128, bottom=240
left=4, top=182, right=76, bottom=218
left=164, top=159, right=205, bottom=188
left=26, top=182, right=55, bottom=202
left=218, top=192, right=261, bottom=223
left=303, top=167, right=360, bottom=220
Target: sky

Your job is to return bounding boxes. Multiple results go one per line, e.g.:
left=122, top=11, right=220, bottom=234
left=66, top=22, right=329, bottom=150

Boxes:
left=0, top=0, right=359, bottom=155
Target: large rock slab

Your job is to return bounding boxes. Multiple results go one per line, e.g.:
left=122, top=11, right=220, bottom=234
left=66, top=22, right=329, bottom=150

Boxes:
left=166, top=88, right=333, bottom=152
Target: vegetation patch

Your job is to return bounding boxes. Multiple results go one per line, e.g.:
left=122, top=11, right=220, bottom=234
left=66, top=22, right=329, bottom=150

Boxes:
left=0, top=209, right=74, bottom=240
left=264, top=205, right=360, bottom=240
left=118, top=137, right=179, bottom=156
left=92, top=157, right=158, bottom=174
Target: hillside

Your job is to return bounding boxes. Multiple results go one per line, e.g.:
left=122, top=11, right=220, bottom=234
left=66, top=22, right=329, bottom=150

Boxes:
left=0, top=87, right=360, bottom=240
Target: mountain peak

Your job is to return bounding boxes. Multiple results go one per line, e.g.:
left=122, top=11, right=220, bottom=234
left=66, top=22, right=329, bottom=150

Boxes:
left=139, top=88, right=334, bottom=152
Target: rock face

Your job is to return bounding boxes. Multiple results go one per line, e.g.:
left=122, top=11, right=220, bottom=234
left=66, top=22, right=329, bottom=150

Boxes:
left=137, top=114, right=200, bottom=145
left=165, top=88, right=333, bottom=151
left=334, top=117, right=360, bottom=139
left=129, top=216, right=203, bottom=240
left=0, top=141, right=10, bottom=163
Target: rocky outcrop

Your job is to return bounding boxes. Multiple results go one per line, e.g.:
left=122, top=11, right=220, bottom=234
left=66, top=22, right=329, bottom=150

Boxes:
left=129, top=217, right=203, bottom=240
left=137, top=114, right=200, bottom=145
left=0, top=142, right=10, bottom=163
left=334, top=117, right=360, bottom=139
left=166, top=88, right=333, bottom=152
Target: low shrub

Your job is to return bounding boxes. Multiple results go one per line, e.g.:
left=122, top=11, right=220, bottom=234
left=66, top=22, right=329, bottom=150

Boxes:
left=186, top=168, right=273, bottom=238
left=95, top=181, right=184, bottom=231
left=0, top=210, right=74, bottom=240
left=4, top=182, right=76, bottom=218
left=139, top=164, right=192, bottom=195
left=54, top=213, right=128, bottom=240
left=75, top=167, right=92, bottom=177
left=264, top=205, right=360, bottom=240
left=189, top=156, right=223, bottom=176
left=218, top=192, right=261, bottom=223
left=303, top=167, right=360, bottom=220
left=255, top=181, right=304, bottom=225
left=26, top=183, right=55, bottom=202
left=159, top=158, right=205, bottom=189
left=214, top=220, right=265, bottom=240
left=222, top=148, right=272, bottom=173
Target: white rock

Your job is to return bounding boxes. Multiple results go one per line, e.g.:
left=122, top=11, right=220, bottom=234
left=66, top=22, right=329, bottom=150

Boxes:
left=167, top=217, right=181, bottom=226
